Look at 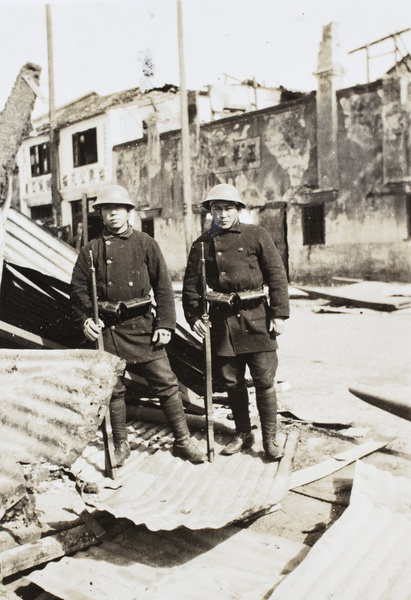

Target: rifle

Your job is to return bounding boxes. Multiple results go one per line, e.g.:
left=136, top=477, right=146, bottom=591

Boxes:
left=89, top=250, right=117, bottom=479
left=200, top=242, right=215, bottom=462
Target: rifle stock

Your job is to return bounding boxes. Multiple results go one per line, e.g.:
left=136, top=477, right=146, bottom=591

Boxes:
left=89, top=250, right=117, bottom=479
left=200, top=243, right=215, bottom=462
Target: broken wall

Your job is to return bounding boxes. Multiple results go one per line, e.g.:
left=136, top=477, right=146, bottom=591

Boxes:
left=288, top=79, right=411, bottom=283
left=113, top=75, right=411, bottom=282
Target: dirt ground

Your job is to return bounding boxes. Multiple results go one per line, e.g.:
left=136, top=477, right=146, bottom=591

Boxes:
left=245, top=294, right=411, bottom=546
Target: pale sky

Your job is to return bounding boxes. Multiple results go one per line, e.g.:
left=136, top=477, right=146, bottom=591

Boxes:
left=1, top=0, right=411, bottom=119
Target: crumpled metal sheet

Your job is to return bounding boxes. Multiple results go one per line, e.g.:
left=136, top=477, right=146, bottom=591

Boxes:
left=28, top=523, right=309, bottom=600
left=71, top=426, right=298, bottom=531
left=0, top=349, right=124, bottom=466
left=5, top=208, right=77, bottom=283
left=270, top=460, right=411, bottom=600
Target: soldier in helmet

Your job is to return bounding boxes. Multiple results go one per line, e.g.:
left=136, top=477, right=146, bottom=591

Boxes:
left=70, top=184, right=207, bottom=467
left=182, top=184, right=290, bottom=461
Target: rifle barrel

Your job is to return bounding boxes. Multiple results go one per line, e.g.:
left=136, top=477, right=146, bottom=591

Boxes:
left=89, top=250, right=116, bottom=478
left=200, top=242, right=215, bottom=461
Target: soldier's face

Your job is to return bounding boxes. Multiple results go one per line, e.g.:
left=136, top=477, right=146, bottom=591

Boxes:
left=100, top=204, right=130, bottom=233
left=210, top=201, right=240, bottom=229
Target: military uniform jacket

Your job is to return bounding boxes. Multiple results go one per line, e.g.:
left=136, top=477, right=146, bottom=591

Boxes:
left=70, top=226, right=176, bottom=364
left=182, top=222, right=290, bottom=356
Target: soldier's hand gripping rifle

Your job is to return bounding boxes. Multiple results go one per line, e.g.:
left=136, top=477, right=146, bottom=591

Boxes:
left=200, top=242, right=215, bottom=462
left=89, top=250, right=117, bottom=479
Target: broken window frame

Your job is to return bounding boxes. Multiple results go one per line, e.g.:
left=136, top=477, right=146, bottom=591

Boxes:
left=302, top=204, right=325, bottom=245
left=30, top=142, right=51, bottom=177
left=72, top=128, right=98, bottom=168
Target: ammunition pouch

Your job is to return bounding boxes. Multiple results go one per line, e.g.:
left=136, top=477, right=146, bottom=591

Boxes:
left=98, top=297, right=152, bottom=323
left=206, top=289, right=266, bottom=309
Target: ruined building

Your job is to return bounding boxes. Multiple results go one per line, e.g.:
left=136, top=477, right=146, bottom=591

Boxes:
left=14, top=23, right=411, bottom=282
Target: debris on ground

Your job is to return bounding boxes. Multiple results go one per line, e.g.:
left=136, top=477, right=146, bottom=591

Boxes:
left=294, top=281, right=411, bottom=311
left=269, top=461, right=411, bottom=600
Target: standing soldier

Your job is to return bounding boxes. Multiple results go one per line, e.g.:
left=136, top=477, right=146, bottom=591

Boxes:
left=70, top=184, right=207, bottom=466
left=182, top=184, right=290, bottom=460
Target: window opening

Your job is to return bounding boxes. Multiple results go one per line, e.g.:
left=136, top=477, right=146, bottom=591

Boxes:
left=30, top=204, right=53, bottom=222
left=72, top=128, right=98, bottom=167
left=141, top=218, right=154, bottom=238
left=302, top=204, right=325, bottom=245
left=30, top=143, right=50, bottom=177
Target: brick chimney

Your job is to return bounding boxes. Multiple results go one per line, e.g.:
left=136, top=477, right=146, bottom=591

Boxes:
left=314, top=22, right=345, bottom=190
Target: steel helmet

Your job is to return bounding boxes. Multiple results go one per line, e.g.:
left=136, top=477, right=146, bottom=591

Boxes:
left=202, top=183, right=246, bottom=210
left=92, top=185, right=135, bottom=209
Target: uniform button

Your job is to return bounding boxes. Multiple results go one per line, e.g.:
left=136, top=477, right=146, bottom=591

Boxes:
left=220, top=271, right=226, bottom=276
left=128, top=281, right=134, bottom=287
left=107, top=259, right=113, bottom=264
left=238, top=247, right=243, bottom=252
left=106, top=241, right=111, bottom=246
left=131, top=324, right=136, bottom=330
left=110, top=325, right=116, bottom=331
left=237, top=314, right=241, bottom=318
left=217, top=251, right=222, bottom=256
left=108, top=281, right=113, bottom=286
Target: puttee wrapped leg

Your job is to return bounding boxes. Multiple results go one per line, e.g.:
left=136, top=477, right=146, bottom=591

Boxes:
left=221, top=383, right=254, bottom=455
left=256, top=386, right=284, bottom=461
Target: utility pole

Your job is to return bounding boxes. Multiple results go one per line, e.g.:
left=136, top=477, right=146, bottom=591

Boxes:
left=177, top=0, right=192, bottom=256
left=46, top=4, right=62, bottom=228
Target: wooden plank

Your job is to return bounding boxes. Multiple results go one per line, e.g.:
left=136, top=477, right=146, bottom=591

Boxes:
left=289, top=439, right=390, bottom=489
left=0, top=319, right=65, bottom=349
left=0, top=523, right=100, bottom=580
left=0, top=516, right=126, bottom=581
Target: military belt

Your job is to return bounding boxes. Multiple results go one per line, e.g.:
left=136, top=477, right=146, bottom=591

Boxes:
left=206, top=289, right=266, bottom=308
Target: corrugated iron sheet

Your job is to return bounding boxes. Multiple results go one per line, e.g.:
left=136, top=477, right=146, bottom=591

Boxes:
left=269, top=460, right=411, bottom=600
left=294, top=281, right=411, bottom=311
left=5, top=208, right=77, bottom=283
left=28, top=523, right=309, bottom=600
left=0, top=263, right=81, bottom=347
left=0, top=349, right=124, bottom=466
left=71, top=426, right=298, bottom=531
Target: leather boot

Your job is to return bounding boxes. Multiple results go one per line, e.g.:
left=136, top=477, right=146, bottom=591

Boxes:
left=160, top=393, right=208, bottom=464
left=256, top=387, right=284, bottom=461
left=221, top=383, right=253, bottom=455
left=221, top=432, right=254, bottom=455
